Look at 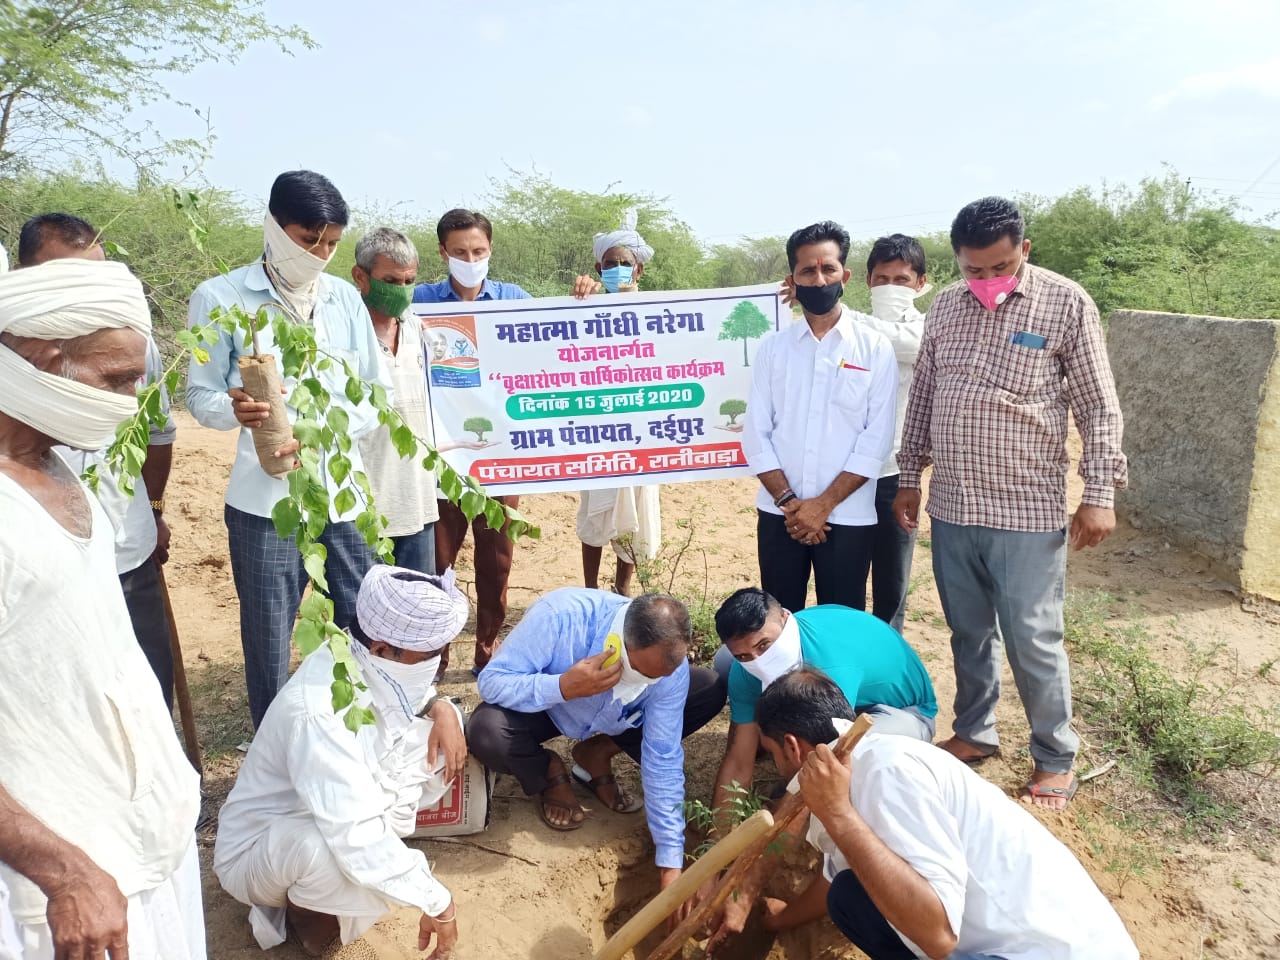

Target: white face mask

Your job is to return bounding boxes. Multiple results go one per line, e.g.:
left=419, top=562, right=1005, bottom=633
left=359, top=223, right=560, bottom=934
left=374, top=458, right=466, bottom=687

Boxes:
left=606, top=604, right=662, bottom=705
left=447, top=255, right=489, bottom=289
left=351, top=641, right=440, bottom=720
left=740, top=612, right=803, bottom=688
left=263, top=214, right=331, bottom=321
left=868, top=283, right=927, bottom=323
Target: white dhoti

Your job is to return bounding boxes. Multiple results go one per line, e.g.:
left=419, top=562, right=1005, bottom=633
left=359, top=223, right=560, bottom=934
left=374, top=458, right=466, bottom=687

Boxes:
left=218, top=815, right=401, bottom=948
left=10, top=839, right=204, bottom=960
left=577, top=485, right=661, bottom=562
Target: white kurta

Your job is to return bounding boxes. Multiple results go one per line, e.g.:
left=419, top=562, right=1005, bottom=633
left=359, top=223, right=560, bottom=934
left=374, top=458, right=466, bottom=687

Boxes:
left=0, top=458, right=201, bottom=952
left=214, top=645, right=453, bottom=947
left=577, top=484, right=661, bottom=561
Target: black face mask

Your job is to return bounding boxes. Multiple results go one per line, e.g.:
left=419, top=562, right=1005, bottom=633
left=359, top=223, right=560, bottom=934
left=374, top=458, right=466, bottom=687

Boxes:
left=793, top=280, right=844, bottom=315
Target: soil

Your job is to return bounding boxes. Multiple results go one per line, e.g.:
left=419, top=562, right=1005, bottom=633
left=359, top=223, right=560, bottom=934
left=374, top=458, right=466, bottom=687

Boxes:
left=163, top=413, right=1280, bottom=960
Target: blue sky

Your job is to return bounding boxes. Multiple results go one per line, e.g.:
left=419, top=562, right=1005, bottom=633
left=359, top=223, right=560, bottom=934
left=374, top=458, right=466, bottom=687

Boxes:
left=139, top=0, right=1280, bottom=241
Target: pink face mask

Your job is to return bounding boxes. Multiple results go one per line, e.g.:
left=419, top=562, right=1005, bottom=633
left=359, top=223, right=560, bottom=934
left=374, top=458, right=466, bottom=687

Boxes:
left=966, top=272, right=1019, bottom=311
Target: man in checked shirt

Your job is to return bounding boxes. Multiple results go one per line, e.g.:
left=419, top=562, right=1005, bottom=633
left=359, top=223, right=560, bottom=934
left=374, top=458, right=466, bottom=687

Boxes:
left=893, top=196, right=1127, bottom=810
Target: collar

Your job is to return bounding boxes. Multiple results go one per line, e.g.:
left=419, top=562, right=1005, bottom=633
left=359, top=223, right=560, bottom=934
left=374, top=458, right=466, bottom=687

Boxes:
left=794, top=303, right=853, bottom=342
left=1009, top=260, right=1040, bottom=299
left=243, top=259, right=339, bottom=304
left=435, top=277, right=498, bottom=301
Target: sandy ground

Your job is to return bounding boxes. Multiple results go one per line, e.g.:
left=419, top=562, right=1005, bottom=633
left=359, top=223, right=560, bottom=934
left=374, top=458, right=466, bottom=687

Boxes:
left=162, top=413, right=1280, bottom=959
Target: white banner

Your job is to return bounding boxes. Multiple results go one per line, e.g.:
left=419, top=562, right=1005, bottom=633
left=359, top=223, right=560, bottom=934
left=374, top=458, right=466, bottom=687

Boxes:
left=412, top=284, right=783, bottom=495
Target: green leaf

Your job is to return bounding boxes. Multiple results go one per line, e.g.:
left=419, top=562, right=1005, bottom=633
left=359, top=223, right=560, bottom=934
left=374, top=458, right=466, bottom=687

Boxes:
left=330, top=671, right=355, bottom=711
left=460, top=490, right=485, bottom=523
left=102, top=239, right=129, bottom=258
left=484, top=498, right=506, bottom=531
left=327, top=453, right=351, bottom=487
left=333, top=488, right=356, bottom=517
left=293, top=419, right=324, bottom=447
left=298, top=590, right=333, bottom=624
left=370, top=383, right=389, bottom=409
left=302, top=543, right=329, bottom=591
left=344, top=377, right=364, bottom=405
left=294, top=617, right=325, bottom=656
left=391, top=424, right=416, bottom=458
left=439, top=466, right=463, bottom=502
left=343, top=704, right=376, bottom=732
left=325, top=406, right=350, bottom=436
left=271, top=497, right=302, bottom=539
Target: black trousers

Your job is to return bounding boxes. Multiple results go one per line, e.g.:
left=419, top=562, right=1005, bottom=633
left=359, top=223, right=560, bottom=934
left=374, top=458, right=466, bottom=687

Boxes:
left=757, top=509, right=874, bottom=613
left=119, top=561, right=174, bottom=710
left=467, top=665, right=727, bottom=795
left=870, top=475, right=916, bottom=633
left=828, top=869, right=915, bottom=959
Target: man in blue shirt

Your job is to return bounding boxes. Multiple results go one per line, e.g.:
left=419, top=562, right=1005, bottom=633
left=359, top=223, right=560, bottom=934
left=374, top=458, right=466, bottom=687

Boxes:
left=710, top=587, right=936, bottom=825
left=413, top=208, right=529, bottom=678
left=187, top=170, right=388, bottom=728
left=469, top=589, right=726, bottom=906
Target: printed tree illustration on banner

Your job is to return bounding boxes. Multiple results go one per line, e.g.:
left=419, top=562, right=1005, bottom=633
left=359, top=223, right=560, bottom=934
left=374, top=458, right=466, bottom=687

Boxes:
left=718, top=300, right=771, bottom=366
left=463, top=416, right=494, bottom=442
left=720, top=399, right=747, bottom=425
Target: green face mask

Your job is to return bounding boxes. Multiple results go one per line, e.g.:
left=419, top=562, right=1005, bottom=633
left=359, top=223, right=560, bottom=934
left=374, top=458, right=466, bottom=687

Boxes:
left=363, top=275, right=415, bottom=317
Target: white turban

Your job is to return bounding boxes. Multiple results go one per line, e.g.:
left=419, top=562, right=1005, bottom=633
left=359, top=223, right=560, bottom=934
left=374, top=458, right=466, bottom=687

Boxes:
left=356, top=565, right=470, bottom=653
left=0, top=259, right=151, bottom=450
left=593, top=207, right=654, bottom=265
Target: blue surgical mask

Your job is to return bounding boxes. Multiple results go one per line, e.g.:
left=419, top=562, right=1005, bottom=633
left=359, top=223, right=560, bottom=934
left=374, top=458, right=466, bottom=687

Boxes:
left=601, top=265, right=634, bottom=292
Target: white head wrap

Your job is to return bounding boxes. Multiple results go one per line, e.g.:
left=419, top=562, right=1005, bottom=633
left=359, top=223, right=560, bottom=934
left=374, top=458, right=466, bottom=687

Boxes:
left=593, top=207, right=654, bottom=265
left=355, top=565, right=470, bottom=653
left=0, top=241, right=9, bottom=274
left=0, top=259, right=150, bottom=449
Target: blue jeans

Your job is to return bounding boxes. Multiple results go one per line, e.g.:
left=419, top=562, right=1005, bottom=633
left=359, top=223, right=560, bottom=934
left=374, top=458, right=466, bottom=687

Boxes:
left=871, top=474, right=916, bottom=633
left=391, top=522, right=436, bottom=575
left=930, top=519, right=1076, bottom=772
left=225, top=505, right=375, bottom=728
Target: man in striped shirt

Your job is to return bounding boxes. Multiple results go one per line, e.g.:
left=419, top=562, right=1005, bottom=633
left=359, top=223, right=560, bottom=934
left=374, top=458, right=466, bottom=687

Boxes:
left=894, top=196, right=1127, bottom=809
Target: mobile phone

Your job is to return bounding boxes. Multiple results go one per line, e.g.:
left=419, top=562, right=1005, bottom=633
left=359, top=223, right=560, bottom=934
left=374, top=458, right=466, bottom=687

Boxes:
left=1010, top=331, right=1047, bottom=350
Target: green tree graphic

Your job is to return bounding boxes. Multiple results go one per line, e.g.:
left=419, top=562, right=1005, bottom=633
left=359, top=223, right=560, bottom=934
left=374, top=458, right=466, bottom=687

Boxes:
left=718, top=300, right=771, bottom=366
left=719, top=399, right=747, bottom=425
left=463, top=417, right=494, bottom=442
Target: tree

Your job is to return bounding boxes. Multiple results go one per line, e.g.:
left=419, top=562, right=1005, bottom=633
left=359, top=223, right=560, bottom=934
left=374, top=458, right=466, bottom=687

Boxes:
left=0, top=1, right=312, bottom=170
left=463, top=417, right=494, bottom=442
left=718, top=300, right=771, bottom=366
left=719, top=399, right=746, bottom=425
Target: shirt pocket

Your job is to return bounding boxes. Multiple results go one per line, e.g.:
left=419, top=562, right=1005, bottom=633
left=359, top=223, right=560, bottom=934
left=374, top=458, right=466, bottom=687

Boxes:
left=830, top=365, right=871, bottom=421
left=971, top=338, right=1056, bottom=400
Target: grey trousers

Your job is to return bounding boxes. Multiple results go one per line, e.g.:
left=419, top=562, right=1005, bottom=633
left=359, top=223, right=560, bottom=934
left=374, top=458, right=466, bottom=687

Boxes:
left=931, top=519, right=1077, bottom=773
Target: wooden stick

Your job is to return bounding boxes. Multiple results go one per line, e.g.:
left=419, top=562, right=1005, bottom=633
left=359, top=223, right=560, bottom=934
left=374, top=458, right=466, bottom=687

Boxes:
left=157, top=565, right=202, bottom=774
left=647, top=713, right=875, bottom=960
left=593, top=809, right=775, bottom=960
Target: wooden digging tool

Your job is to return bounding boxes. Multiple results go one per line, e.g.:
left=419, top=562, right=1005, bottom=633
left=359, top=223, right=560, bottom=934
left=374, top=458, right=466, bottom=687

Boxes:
left=593, top=809, right=775, bottom=960
left=646, top=713, right=875, bottom=960
left=157, top=564, right=202, bottom=774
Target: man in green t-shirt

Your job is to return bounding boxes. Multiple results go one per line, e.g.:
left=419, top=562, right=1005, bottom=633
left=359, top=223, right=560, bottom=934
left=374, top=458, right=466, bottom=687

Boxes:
left=710, top=587, right=937, bottom=823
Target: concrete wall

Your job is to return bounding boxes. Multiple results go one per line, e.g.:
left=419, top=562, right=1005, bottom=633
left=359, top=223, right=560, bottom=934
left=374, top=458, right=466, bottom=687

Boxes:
left=1108, top=310, right=1280, bottom=601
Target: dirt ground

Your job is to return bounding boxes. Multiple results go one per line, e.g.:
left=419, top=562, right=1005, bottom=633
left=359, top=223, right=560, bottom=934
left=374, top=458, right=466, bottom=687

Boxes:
left=164, top=412, right=1280, bottom=960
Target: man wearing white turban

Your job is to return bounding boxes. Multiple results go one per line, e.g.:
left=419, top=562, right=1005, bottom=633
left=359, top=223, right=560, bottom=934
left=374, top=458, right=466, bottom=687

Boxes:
left=215, top=565, right=471, bottom=959
left=570, top=209, right=663, bottom=595
left=0, top=258, right=204, bottom=960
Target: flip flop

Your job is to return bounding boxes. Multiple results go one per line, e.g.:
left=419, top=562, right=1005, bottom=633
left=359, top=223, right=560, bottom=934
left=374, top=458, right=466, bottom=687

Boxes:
left=571, top=763, right=644, bottom=814
left=539, top=753, right=587, bottom=831
left=936, top=737, right=999, bottom=766
left=1021, top=777, right=1079, bottom=807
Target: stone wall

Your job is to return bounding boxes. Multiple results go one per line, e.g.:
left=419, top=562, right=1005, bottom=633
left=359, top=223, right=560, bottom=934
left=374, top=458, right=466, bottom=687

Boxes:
left=1107, top=310, right=1280, bottom=601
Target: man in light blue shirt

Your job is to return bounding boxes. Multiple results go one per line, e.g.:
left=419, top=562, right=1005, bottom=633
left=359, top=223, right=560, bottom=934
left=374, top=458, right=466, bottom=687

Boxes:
left=710, top=587, right=936, bottom=829
left=413, top=208, right=530, bottom=678
left=469, top=589, right=726, bottom=903
left=187, top=170, right=390, bottom=728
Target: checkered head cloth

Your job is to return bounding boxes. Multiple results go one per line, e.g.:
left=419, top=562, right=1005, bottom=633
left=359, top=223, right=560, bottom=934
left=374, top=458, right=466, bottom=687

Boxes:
left=355, top=565, right=469, bottom=652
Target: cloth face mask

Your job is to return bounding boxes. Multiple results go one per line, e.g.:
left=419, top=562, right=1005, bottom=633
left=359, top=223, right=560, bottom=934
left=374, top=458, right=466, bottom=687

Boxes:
left=447, top=256, right=489, bottom=288
left=362, top=276, right=414, bottom=318
left=351, top=641, right=440, bottom=720
left=869, top=283, right=923, bottom=323
left=600, top=265, right=634, bottom=293
left=263, top=214, right=330, bottom=322
left=607, top=604, right=661, bottom=705
left=966, top=268, right=1020, bottom=311
left=740, top=613, right=803, bottom=688
left=793, top=280, right=844, bottom=315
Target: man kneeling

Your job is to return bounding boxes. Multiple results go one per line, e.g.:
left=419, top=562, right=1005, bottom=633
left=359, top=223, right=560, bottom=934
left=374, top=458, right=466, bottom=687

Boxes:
left=723, top=669, right=1138, bottom=959
left=469, top=588, right=726, bottom=903
left=215, top=566, right=471, bottom=958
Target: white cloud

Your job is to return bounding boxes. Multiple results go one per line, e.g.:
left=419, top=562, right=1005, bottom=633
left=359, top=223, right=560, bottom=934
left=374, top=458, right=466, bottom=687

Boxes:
left=1151, top=56, right=1280, bottom=108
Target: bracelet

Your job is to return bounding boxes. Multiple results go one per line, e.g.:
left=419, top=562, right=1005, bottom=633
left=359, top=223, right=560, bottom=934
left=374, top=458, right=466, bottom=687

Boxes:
left=150, top=499, right=165, bottom=513
left=772, top=488, right=795, bottom=507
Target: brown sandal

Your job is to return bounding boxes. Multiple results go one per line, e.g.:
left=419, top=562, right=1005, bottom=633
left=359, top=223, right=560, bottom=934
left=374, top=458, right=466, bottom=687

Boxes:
left=539, top=752, right=587, bottom=831
left=571, top=764, right=644, bottom=814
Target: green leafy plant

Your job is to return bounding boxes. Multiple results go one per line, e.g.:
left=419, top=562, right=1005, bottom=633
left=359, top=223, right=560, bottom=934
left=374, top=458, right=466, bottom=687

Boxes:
left=683, top=782, right=768, bottom=860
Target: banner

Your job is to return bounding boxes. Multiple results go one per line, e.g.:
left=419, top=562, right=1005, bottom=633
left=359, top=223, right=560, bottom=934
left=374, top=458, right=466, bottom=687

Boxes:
left=413, top=284, right=783, bottom=495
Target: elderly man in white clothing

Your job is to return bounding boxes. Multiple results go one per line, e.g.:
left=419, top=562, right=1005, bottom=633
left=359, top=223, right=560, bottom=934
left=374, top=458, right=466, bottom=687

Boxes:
left=215, top=564, right=471, bottom=959
left=709, top=668, right=1139, bottom=960
left=0, top=258, right=203, bottom=960
left=570, top=209, right=662, bottom=595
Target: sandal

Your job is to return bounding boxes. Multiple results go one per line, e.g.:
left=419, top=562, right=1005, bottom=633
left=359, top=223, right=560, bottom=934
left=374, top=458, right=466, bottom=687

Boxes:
left=936, top=736, right=1000, bottom=766
left=571, top=763, right=644, bottom=814
left=1021, top=776, right=1079, bottom=808
left=539, top=752, right=587, bottom=831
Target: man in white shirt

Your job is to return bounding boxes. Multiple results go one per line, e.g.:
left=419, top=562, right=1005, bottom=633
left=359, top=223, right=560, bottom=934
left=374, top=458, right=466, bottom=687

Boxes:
left=743, top=669, right=1138, bottom=960
left=22, top=211, right=180, bottom=707
left=742, top=221, right=898, bottom=614
left=859, top=234, right=929, bottom=633
left=187, top=170, right=391, bottom=728
left=215, top=565, right=470, bottom=959
left=0, top=258, right=203, bottom=960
